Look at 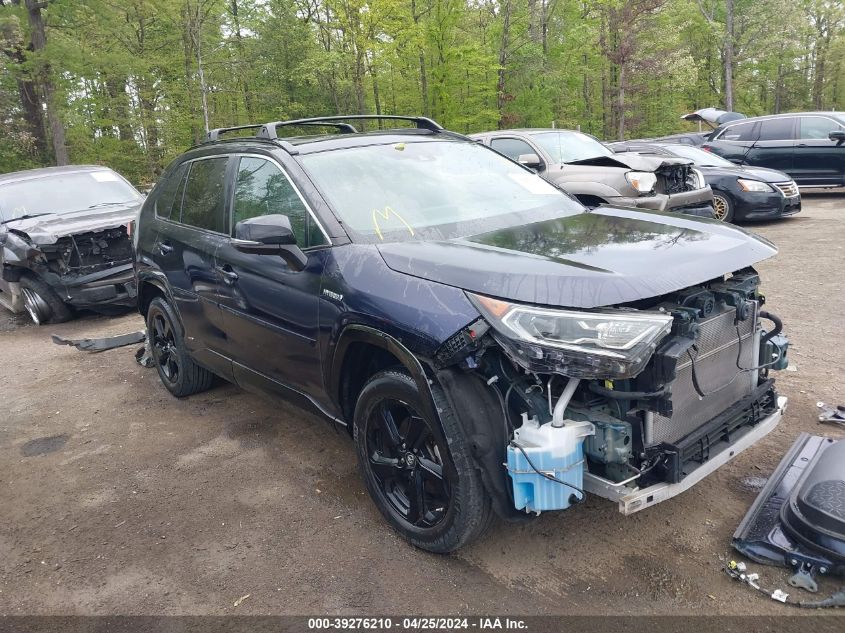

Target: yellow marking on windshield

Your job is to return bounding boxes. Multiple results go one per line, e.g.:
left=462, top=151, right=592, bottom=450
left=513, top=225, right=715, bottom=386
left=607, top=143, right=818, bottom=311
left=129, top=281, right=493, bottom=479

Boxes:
left=372, top=206, right=415, bottom=241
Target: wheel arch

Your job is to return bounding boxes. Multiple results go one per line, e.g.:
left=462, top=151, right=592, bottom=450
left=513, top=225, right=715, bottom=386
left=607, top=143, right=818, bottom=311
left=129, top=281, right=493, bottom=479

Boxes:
left=330, top=325, right=438, bottom=431
left=136, top=272, right=174, bottom=318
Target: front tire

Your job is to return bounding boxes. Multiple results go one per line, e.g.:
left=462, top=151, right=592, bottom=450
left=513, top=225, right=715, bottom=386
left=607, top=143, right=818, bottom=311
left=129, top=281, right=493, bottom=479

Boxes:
left=353, top=370, right=492, bottom=553
left=19, top=274, right=72, bottom=325
left=146, top=297, right=214, bottom=397
left=712, top=192, right=735, bottom=222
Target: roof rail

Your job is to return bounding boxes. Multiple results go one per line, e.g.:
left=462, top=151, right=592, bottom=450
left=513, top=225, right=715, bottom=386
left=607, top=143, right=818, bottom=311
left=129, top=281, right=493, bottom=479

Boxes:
left=204, top=123, right=265, bottom=143
left=258, top=115, right=443, bottom=140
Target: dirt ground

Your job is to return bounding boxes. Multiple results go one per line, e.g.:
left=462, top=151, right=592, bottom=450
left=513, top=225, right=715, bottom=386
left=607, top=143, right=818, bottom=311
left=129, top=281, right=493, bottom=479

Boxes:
left=1, top=193, right=844, bottom=616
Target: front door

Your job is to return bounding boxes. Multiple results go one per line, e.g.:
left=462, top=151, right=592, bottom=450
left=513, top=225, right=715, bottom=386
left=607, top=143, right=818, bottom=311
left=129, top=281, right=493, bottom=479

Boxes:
left=152, top=156, right=233, bottom=377
left=215, top=155, right=330, bottom=400
left=792, top=116, right=845, bottom=186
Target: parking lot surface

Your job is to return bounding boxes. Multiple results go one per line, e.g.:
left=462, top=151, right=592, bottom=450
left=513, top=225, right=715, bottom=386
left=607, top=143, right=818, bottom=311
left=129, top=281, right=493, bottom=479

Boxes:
left=1, top=194, right=843, bottom=615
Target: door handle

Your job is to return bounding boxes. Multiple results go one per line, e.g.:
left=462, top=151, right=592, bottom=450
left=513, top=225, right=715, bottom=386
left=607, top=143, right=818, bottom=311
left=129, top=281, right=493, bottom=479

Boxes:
left=216, top=265, right=239, bottom=283
left=157, top=241, right=173, bottom=255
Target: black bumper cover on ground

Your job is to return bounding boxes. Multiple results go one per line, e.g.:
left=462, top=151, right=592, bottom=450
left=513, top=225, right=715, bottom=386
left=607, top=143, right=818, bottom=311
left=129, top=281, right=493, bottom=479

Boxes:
left=733, top=432, right=845, bottom=584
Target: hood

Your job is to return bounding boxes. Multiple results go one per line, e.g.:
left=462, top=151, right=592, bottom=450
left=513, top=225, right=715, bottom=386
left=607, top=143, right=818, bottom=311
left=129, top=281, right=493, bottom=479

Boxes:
left=376, top=207, right=777, bottom=309
left=569, top=153, right=690, bottom=171
left=736, top=165, right=792, bottom=183
left=697, top=164, right=791, bottom=183
left=3, top=201, right=141, bottom=245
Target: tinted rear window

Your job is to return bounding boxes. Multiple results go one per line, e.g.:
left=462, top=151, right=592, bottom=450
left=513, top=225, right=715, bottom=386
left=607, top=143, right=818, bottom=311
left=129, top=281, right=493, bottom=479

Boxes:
left=758, top=118, right=795, bottom=141
left=154, top=163, right=188, bottom=220
left=719, top=121, right=758, bottom=142
left=180, top=158, right=228, bottom=233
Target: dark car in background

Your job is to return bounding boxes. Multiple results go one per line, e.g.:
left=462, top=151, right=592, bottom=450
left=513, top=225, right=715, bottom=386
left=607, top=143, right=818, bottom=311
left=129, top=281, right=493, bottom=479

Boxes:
left=0, top=166, right=142, bottom=324
left=470, top=129, right=714, bottom=217
left=134, top=115, right=788, bottom=553
left=702, top=112, right=845, bottom=188
left=635, top=108, right=747, bottom=147
left=610, top=141, right=800, bottom=223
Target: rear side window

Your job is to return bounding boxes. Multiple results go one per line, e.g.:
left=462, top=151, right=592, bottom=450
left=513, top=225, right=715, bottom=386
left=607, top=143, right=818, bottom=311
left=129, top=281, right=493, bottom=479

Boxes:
left=719, top=121, right=758, bottom=142
left=233, top=157, right=326, bottom=248
left=180, top=158, right=228, bottom=233
left=154, top=163, right=188, bottom=219
left=799, top=116, right=841, bottom=139
left=758, top=118, right=795, bottom=141
left=490, top=138, right=538, bottom=162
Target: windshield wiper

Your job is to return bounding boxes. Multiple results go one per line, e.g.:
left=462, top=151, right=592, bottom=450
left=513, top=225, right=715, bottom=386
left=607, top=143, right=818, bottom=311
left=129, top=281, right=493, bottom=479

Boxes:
left=0, top=213, right=51, bottom=225
left=86, top=201, right=128, bottom=209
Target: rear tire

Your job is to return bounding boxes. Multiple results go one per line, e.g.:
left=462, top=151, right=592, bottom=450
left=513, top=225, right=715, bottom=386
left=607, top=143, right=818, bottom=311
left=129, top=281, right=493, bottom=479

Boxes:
left=353, top=369, right=493, bottom=553
left=712, top=192, right=735, bottom=222
left=146, top=297, right=214, bottom=397
left=19, top=274, right=72, bottom=325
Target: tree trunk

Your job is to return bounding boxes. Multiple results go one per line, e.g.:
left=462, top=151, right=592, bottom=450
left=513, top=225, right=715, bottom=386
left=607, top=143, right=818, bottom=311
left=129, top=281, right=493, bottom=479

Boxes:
left=497, top=0, right=511, bottom=128
left=25, top=0, right=67, bottom=165
left=229, top=0, right=254, bottom=121
left=723, top=0, right=734, bottom=111
left=0, top=14, right=48, bottom=159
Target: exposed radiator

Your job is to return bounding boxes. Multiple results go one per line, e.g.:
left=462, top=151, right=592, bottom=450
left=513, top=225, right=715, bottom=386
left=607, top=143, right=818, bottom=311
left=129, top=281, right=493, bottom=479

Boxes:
left=651, top=302, right=758, bottom=445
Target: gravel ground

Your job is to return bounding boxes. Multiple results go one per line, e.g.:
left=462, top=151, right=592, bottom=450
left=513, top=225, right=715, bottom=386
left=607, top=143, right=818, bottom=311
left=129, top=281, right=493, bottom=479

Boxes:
left=1, top=193, right=843, bottom=616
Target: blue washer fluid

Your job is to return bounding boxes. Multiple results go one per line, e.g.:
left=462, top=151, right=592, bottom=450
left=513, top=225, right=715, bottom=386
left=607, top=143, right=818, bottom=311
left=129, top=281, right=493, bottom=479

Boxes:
left=506, top=418, right=594, bottom=513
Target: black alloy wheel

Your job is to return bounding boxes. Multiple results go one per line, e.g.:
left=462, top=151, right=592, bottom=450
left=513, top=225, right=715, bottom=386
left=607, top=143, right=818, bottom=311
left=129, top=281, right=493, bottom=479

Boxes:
left=151, top=310, right=180, bottom=384
left=145, top=297, right=214, bottom=397
left=365, top=399, right=452, bottom=528
left=354, top=370, right=492, bottom=553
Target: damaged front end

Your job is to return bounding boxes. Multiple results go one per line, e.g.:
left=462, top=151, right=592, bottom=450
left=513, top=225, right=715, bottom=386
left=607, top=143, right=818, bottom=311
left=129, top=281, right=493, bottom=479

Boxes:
left=2, top=223, right=137, bottom=313
left=433, top=267, right=788, bottom=518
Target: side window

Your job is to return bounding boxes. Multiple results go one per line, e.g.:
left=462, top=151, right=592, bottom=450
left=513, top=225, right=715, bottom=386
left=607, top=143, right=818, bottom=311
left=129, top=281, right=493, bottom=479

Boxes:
left=490, top=137, right=538, bottom=162
left=154, top=162, right=188, bottom=219
left=180, top=158, right=228, bottom=233
left=233, top=157, right=326, bottom=248
left=758, top=118, right=795, bottom=141
left=719, top=121, right=758, bottom=142
left=799, top=116, right=841, bottom=140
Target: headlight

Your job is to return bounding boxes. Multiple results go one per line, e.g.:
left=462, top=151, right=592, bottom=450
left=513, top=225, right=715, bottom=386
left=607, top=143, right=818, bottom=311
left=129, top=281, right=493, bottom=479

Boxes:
left=625, top=171, right=657, bottom=193
left=737, top=178, right=773, bottom=193
left=690, top=168, right=706, bottom=189
left=468, top=293, right=673, bottom=379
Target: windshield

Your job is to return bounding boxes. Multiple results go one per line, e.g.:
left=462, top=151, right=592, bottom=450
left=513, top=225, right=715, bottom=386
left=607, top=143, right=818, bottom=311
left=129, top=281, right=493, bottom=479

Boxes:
left=665, top=145, right=735, bottom=167
left=0, top=170, right=140, bottom=222
left=299, top=139, right=583, bottom=243
left=530, top=131, right=614, bottom=164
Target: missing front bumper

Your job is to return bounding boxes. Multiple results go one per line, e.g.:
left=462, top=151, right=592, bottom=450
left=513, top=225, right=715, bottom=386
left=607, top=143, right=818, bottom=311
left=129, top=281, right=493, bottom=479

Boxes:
left=584, top=395, right=786, bottom=515
left=732, top=431, right=845, bottom=583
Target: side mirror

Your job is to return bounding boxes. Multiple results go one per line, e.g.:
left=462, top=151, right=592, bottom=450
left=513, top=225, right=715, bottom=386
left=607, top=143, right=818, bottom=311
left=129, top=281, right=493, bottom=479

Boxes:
left=232, top=214, right=307, bottom=271
left=829, top=130, right=845, bottom=143
left=517, top=153, right=544, bottom=170
left=234, top=214, right=296, bottom=245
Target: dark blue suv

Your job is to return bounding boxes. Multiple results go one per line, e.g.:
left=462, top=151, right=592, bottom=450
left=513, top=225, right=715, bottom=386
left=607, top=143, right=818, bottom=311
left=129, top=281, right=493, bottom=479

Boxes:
left=134, top=116, right=789, bottom=552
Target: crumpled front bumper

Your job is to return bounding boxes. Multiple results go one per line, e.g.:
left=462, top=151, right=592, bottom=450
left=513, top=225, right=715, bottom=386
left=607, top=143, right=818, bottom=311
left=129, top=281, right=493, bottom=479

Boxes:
left=732, top=431, right=845, bottom=585
left=46, top=262, right=137, bottom=308
left=617, top=186, right=716, bottom=217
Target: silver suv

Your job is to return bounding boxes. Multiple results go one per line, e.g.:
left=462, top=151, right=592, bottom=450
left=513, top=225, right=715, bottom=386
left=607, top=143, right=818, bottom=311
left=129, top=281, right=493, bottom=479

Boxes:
left=472, top=129, right=715, bottom=217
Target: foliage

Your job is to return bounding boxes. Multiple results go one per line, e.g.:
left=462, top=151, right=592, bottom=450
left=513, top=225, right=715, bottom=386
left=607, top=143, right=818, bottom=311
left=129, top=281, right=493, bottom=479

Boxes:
left=0, top=0, right=842, bottom=184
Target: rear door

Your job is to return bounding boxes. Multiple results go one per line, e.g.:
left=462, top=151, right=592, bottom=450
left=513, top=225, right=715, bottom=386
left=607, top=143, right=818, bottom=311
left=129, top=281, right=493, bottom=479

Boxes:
left=706, top=120, right=760, bottom=163
left=745, top=117, right=796, bottom=174
left=214, top=154, right=330, bottom=399
left=792, top=115, right=845, bottom=186
left=153, top=155, right=233, bottom=377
